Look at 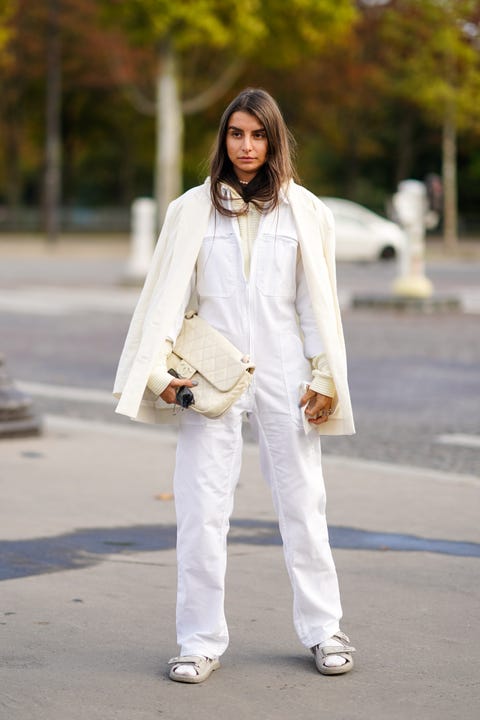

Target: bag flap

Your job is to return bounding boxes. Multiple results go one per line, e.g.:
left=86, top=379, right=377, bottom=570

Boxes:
left=174, top=314, right=253, bottom=391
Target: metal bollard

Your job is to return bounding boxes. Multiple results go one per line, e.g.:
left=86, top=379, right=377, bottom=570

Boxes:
left=0, top=354, right=42, bottom=438
left=392, top=180, right=434, bottom=298
left=124, top=198, right=156, bottom=284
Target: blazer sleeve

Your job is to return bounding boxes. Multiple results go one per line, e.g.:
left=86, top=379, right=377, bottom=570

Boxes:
left=113, top=198, right=180, bottom=396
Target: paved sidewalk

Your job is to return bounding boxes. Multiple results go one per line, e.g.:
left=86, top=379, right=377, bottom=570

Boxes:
left=1, top=416, right=479, bottom=720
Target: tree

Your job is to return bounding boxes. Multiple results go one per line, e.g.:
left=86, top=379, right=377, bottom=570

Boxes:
left=0, top=0, right=147, bottom=230
left=104, top=0, right=357, bottom=225
left=0, top=1, right=44, bottom=227
left=379, top=0, right=480, bottom=249
left=0, top=0, right=13, bottom=51
left=275, top=11, right=392, bottom=201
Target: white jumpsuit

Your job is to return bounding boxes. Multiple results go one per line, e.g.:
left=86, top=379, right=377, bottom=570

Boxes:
left=173, top=194, right=343, bottom=658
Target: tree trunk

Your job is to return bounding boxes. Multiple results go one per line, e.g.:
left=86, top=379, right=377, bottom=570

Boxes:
left=395, top=110, right=414, bottom=185
left=344, top=127, right=359, bottom=199
left=5, top=120, right=21, bottom=229
left=155, top=40, right=183, bottom=228
left=442, top=104, right=458, bottom=251
left=44, top=0, right=62, bottom=242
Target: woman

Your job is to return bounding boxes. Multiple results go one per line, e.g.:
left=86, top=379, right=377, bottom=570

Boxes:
left=114, top=88, right=356, bottom=683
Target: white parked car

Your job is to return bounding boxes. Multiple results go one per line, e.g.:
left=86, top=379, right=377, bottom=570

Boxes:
left=319, top=197, right=407, bottom=261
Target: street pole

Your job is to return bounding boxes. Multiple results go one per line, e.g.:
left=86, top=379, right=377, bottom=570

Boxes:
left=123, top=197, right=156, bottom=284
left=392, top=180, right=434, bottom=299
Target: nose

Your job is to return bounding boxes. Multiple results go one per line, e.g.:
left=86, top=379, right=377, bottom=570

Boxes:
left=242, top=133, right=253, bottom=153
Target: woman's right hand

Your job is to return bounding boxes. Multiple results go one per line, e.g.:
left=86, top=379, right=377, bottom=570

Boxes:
left=160, top=377, right=196, bottom=405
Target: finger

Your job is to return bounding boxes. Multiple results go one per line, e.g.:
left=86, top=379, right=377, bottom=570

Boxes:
left=307, top=395, right=333, bottom=415
left=168, top=377, right=185, bottom=387
left=183, top=379, right=198, bottom=387
left=308, top=415, right=329, bottom=425
left=299, top=389, right=315, bottom=408
left=308, top=409, right=332, bottom=423
left=304, top=398, right=324, bottom=417
left=308, top=406, right=333, bottom=423
left=169, top=377, right=197, bottom=388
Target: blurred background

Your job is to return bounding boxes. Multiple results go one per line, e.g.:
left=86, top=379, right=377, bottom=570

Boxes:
left=0, top=0, right=479, bottom=478
left=0, top=0, right=479, bottom=246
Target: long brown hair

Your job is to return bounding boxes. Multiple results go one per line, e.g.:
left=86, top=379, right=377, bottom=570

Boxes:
left=209, top=88, right=297, bottom=217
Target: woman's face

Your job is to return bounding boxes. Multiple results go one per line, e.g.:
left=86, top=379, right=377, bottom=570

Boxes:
left=226, top=111, right=268, bottom=183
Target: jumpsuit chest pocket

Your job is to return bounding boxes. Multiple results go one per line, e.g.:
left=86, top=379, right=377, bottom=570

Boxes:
left=196, top=234, right=240, bottom=298
left=255, top=234, right=298, bottom=298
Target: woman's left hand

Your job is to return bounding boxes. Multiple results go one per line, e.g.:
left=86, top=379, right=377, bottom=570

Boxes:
left=299, top=388, right=333, bottom=425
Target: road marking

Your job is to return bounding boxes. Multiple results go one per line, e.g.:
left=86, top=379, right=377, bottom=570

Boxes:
left=18, top=381, right=114, bottom=405
left=325, top=455, right=480, bottom=487
left=435, top=433, right=480, bottom=450
left=0, top=286, right=138, bottom=315
left=339, top=289, right=480, bottom=313
left=0, top=285, right=478, bottom=314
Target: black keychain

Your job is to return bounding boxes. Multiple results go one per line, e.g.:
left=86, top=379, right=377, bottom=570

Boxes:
left=168, top=368, right=195, bottom=409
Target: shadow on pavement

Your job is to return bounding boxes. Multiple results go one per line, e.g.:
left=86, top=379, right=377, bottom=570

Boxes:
left=1, top=519, right=479, bottom=581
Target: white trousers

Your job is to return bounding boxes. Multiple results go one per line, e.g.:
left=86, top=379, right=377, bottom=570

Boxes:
left=173, top=385, right=343, bottom=658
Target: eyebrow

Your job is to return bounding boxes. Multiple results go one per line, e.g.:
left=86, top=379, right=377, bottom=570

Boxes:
left=228, top=124, right=266, bottom=132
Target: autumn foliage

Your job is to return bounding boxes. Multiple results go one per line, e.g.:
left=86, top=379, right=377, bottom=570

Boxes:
left=0, top=0, right=479, bottom=233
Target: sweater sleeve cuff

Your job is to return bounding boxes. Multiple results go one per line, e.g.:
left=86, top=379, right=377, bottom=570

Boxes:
left=147, top=339, right=173, bottom=397
left=310, top=352, right=335, bottom=398
left=309, top=375, right=335, bottom=398
left=147, top=371, right=173, bottom=398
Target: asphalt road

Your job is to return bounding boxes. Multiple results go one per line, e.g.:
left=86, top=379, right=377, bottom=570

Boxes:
left=1, top=243, right=479, bottom=477
left=1, top=241, right=480, bottom=720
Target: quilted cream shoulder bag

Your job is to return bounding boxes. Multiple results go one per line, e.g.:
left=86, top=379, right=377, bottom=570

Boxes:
left=167, top=312, right=255, bottom=419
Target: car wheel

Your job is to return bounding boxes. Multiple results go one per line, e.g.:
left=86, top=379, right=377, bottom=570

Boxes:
left=379, top=245, right=396, bottom=260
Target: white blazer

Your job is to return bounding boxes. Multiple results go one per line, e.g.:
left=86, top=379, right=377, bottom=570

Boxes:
left=113, top=179, right=355, bottom=436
